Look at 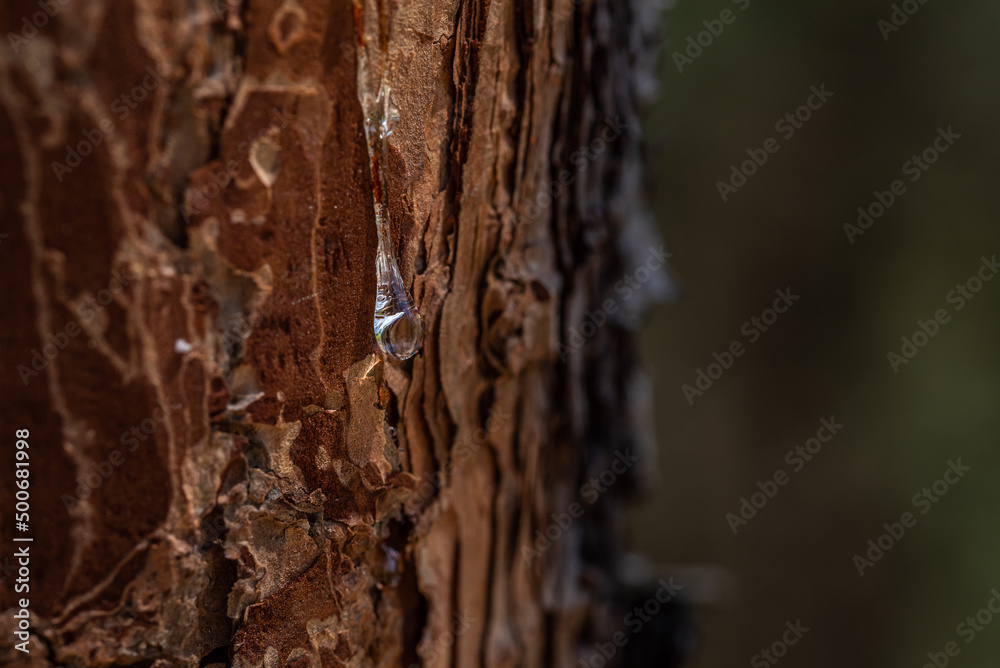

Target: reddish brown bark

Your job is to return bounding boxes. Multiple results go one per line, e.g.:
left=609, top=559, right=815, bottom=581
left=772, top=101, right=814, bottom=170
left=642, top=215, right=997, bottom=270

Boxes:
left=0, top=0, right=671, bottom=665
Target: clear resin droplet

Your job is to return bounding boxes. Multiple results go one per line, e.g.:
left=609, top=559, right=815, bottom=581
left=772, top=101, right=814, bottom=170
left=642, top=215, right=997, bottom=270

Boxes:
left=374, top=270, right=423, bottom=361
left=355, top=8, right=423, bottom=362
left=373, top=215, right=423, bottom=360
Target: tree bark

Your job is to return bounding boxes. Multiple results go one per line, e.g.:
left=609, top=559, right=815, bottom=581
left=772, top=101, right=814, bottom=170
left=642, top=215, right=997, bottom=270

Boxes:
left=0, top=0, right=671, bottom=666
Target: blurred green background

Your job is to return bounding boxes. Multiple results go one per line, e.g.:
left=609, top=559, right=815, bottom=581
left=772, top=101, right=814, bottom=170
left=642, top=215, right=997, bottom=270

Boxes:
left=628, top=0, right=1000, bottom=666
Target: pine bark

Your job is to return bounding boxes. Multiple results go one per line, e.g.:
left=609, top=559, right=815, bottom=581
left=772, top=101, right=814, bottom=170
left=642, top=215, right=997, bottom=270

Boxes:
left=0, top=0, right=667, bottom=666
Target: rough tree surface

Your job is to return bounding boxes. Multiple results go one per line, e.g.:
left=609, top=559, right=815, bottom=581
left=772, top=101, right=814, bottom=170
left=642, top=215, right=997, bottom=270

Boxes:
left=0, top=0, right=668, bottom=665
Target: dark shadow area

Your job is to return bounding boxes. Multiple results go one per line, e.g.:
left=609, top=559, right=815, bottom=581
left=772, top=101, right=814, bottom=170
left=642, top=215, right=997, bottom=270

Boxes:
left=631, top=0, right=1000, bottom=666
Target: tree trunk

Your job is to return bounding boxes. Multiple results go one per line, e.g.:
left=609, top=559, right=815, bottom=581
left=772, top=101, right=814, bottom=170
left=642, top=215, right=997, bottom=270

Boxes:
left=0, top=0, right=673, bottom=666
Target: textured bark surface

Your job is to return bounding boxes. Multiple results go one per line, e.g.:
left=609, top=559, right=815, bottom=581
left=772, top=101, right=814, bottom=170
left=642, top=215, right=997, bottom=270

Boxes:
left=0, top=0, right=668, bottom=665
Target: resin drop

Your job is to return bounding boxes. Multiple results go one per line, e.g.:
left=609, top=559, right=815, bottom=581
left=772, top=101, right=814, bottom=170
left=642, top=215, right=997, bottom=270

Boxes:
left=355, top=0, right=423, bottom=362
left=373, top=249, right=423, bottom=361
